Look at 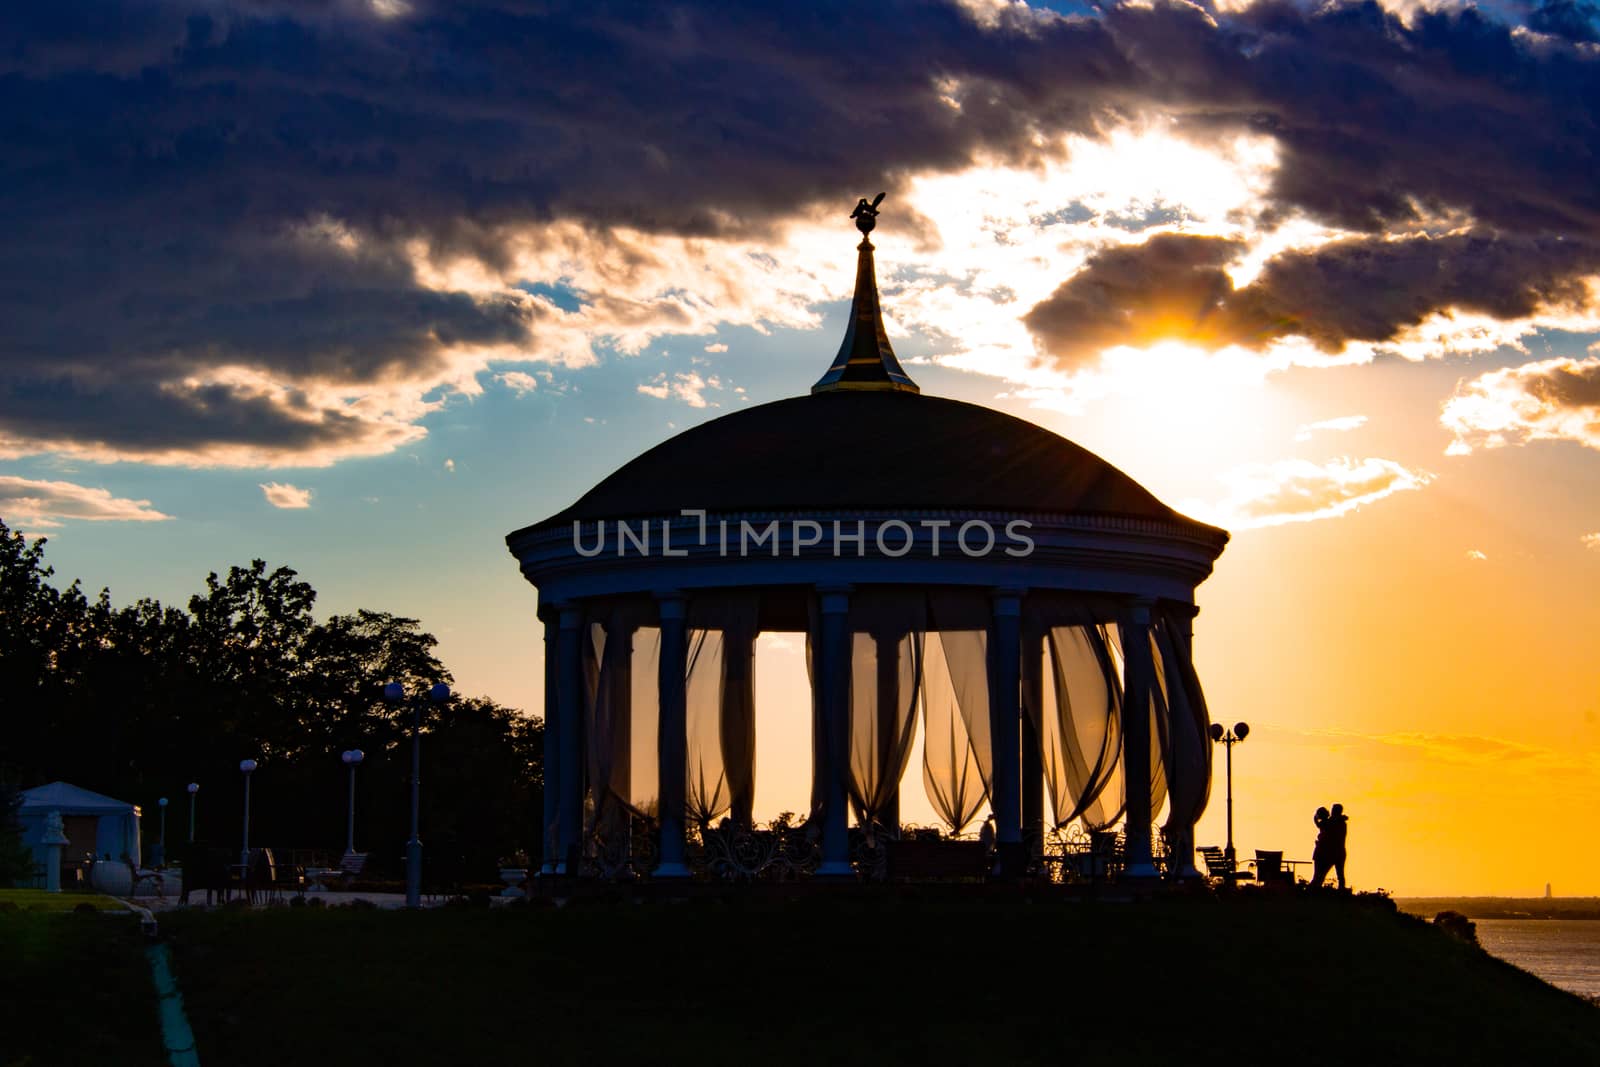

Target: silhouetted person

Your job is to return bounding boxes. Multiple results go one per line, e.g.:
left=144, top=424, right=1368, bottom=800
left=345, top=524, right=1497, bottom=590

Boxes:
left=1310, top=806, right=1332, bottom=887
left=1325, top=803, right=1348, bottom=889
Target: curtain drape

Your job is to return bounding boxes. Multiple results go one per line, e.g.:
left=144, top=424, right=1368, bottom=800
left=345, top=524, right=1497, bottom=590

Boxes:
left=922, top=589, right=992, bottom=834
left=1154, top=611, right=1211, bottom=863
left=582, top=604, right=661, bottom=839
left=1136, top=622, right=1170, bottom=827
left=846, top=591, right=925, bottom=832
left=685, top=627, right=730, bottom=827
left=685, top=593, right=760, bottom=828
left=574, top=589, right=1206, bottom=853
left=920, top=628, right=988, bottom=834
left=1033, top=622, right=1124, bottom=830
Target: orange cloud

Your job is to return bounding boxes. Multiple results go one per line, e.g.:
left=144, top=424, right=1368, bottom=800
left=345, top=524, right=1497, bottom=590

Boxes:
left=0, top=476, right=171, bottom=528
left=637, top=372, right=723, bottom=409
left=259, top=482, right=313, bottom=509
left=1189, top=457, right=1432, bottom=529
left=1442, top=355, right=1600, bottom=454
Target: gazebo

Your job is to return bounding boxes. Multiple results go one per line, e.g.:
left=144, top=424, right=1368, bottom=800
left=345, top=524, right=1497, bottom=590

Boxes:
left=506, top=198, right=1229, bottom=881
left=19, top=781, right=143, bottom=878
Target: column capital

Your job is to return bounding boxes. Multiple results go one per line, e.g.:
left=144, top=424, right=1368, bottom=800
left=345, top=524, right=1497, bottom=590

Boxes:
left=654, top=591, right=686, bottom=621
left=991, top=586, right=1025, bottom=615
left=817, top=584, right=853, bottom=615
left=556, top=602, right=582, bottom=629
left=1124, top=596, right=1156, bottom=627
left=607, top=616, right=641, bottom=639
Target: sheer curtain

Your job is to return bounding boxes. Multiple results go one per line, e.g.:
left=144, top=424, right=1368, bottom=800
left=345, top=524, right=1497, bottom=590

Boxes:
left=628, top=627, right=661, bottom=818
left=573, top=589, right=1205, bottom=859
left=685, top=627, right=730, bottom=827
left=1033, top=621, right=1124, bottom=830
left=685, top=593, right=760, bottom=829
left=920, top=629, right=988, bottom=834
left=846, top=591, right=925, bottom=833
left=923, top=589, right=992, bottom=834
left=806, top=588, right=989, bottom=837
left=582, top=603, right=663, bottom=840
left=1135, top=623, right=1170, bottom=827
left=1154, top=611, right=1211, bottom=867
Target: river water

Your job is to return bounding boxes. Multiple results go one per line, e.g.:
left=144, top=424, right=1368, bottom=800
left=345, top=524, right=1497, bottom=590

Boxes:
left=1475, top=920, right=1600, bottom=1000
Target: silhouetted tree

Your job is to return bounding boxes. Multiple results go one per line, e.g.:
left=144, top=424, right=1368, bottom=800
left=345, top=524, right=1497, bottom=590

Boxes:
left=0, top=519, right=543, bottom=877
left=0, top=778, right=33, bottom=886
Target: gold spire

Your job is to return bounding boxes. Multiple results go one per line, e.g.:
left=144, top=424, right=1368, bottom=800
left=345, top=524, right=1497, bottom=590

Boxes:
left=811, top=193, right=920, bottom=395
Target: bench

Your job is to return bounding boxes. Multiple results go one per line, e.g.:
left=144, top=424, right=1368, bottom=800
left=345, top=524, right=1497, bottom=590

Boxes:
left=1198, top=846, right=1251, bottom=884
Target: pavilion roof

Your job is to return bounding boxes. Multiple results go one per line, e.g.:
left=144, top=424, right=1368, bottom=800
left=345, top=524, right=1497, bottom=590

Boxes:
left=518, top=389, right=1224, bottom=541
left=19, top=781, right=138, bottom=815
left=511, top=196, right=1227, bottom=547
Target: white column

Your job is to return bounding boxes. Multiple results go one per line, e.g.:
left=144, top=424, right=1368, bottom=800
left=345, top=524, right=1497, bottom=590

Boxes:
left=1172, top=603, right=1203, bottom=879
left=989, top=588, right=1024, bottom=877
left=874, top=629, right=900, bottom=835
left=555, top=603, right=584, bottom=874
left=539, top=606, right=560, bottom=875
left=1121, top=598, right=1159, bottom=878
left=604, top=617, right=635, bottom=870
left=655, top=593, right=690, bottom=877
left=1021, top=621, right=1045, bottom=862
left=724, top=628, right=757, bottom=829
left=816, top=585, right=853, bottom=877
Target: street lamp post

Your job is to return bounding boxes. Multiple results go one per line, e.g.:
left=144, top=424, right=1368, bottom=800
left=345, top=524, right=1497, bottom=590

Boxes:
left=239, top=759, right=258, bottom=865
left=385, top=681, right=451, bottom=908
left=1208, top=722, right=1250, bottom=866
left=186, top=782, right=199, bottom=844
left=154, top=797, right=168, bottom=867
left=341, top=749, right=365, bottom=862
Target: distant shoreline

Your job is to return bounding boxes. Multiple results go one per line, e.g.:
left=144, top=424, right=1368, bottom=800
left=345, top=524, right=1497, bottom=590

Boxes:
left=1398, top=898, right=1600, bottom=920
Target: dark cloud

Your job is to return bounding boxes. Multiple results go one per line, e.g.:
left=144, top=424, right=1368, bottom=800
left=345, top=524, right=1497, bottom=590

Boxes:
left=1522, top=355, right=1600, bottom=407
left=0, top=0, right=1125, bottom=462
left=1022, top=234, right=1253, bottom=364
left=6, top=0, right=1600, bottom=461
left=1026, top=230, right=1599, bottom=361
left=1527, top=0, right=1600, bottom=41
left=1133, top=0, right=1600, bottom=239
left=1244, top=230, right=1596, bottom=347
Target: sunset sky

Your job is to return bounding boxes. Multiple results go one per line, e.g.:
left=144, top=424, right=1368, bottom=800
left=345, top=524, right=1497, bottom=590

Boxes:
left=5, top=0, right=1599, bottom=896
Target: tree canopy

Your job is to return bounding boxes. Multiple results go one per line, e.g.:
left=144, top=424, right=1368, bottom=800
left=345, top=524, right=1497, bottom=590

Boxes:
left=0, top=520, right=543, bottom=881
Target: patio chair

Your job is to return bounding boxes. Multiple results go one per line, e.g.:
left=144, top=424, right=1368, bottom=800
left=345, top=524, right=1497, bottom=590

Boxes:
left=129, top=862, right=168, bottom=898
left=242, top=848, right=304, bottom=904
left=1251, top=850, right=1295, bottom=886
left=1198, top=846, right=1251, bottom=884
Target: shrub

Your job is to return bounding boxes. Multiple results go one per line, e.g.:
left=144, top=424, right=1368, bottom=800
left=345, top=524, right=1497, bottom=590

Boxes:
left=0, top=779, right=35, bottom=887
left=1433, top=910, right=1479, bottom=946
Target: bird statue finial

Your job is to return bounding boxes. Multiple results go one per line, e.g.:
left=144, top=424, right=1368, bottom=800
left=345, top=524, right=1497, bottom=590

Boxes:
left=851, top=192, right=887, bottom=236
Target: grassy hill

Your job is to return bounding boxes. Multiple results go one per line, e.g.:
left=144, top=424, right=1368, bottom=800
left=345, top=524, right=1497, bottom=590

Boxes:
left=1, top=903, right=161, bottom=1067
left=6, top=890, right=1599, bottom=1066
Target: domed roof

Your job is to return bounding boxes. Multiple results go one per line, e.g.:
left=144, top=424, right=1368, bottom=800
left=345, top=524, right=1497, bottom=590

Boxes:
left=516, top=197, right=1222, bottom=543
left=524, top=389, right=1213, bottom=534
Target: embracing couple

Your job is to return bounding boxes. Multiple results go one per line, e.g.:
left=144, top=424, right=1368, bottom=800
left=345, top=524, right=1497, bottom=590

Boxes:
left=1311, top=804, right=1349, bottom=889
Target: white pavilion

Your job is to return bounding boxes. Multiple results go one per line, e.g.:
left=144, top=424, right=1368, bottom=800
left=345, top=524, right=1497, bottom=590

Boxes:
left=505, top=199, right=1228, bottom=881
